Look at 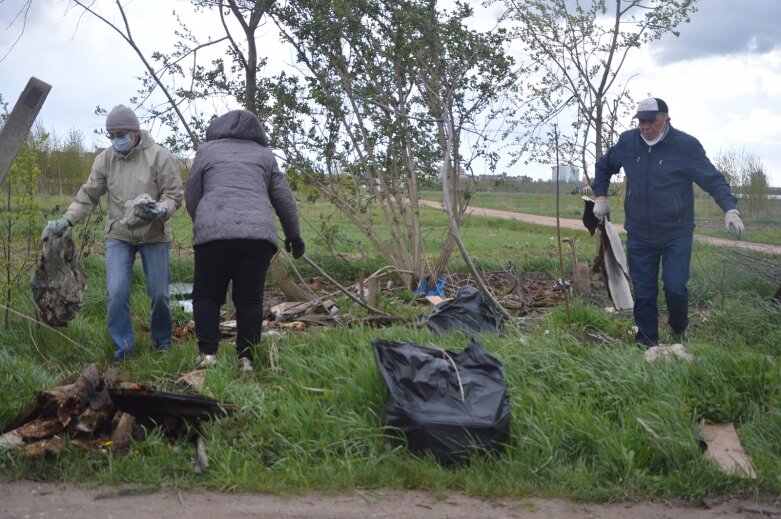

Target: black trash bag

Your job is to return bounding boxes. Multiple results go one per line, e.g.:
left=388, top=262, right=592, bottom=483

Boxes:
left=372, top=338, right=511, bottom=466
left=30, top=228, right=86, bottom=326
left=426, top=285, right=503, bottom=337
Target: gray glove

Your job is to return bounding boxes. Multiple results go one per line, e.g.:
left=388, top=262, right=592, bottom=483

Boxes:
left=43, top=216, right=72, bottom=238
left=137, top=203, right=167, bottom=222
left=593, top=198, right=610, bottom=221
left=724, top=209, right=744, bottom=239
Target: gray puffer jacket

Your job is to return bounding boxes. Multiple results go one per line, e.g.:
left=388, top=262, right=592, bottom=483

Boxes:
left=185, top=110, right=301, bottom=248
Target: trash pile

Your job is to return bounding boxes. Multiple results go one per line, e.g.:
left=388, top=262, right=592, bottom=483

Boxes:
left=0, top=364, right=235, bottom=462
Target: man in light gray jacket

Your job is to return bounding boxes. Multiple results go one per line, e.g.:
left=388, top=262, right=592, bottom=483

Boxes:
left=185, top=109, right=304, bottom=372
left=45, top=105, right=183, bottom=360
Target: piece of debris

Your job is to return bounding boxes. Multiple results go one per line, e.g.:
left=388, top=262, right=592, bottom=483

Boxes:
left=644, top=344, right=694, bottom=363
left=170, top=282, right=194, bottom=313
left=582, top=197, right=632, bottom=311
left=175, top=370, right=207, bottom=391
left=562, top=237, right=590, bottom=294
left=193, top=435, right=209, bottom=474
left=119, top=193, right=157, bottom=227
left=699, top=423, right=757, bottom=479
left=269, top=299, right=338, bottom=327
left=600, top=220, right=633, bottom=310
left=1, top=364, right=235, bottom=465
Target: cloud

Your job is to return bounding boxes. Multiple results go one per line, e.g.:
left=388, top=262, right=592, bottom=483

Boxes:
left=652, top=0, right=781, bottom=64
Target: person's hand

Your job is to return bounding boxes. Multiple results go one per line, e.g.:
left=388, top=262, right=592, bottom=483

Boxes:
left=725, top=209, right=744, bottom=240
left=593, top=198, right=610, bottom=221
left=137, top=203, right=167, bottom=222
left=284, top=237, right=305, bottom=259
left=42, top=216, right=72, bottom=239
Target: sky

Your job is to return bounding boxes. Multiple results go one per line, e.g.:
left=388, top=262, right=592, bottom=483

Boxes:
left=1, top=0, right=781, bottom=185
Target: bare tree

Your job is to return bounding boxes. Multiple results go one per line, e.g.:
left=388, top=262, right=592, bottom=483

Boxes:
left=499, top=0, right=698, bottom=178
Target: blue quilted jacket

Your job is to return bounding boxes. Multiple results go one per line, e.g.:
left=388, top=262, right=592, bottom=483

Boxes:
left=593, top=124, right=737, bottom=239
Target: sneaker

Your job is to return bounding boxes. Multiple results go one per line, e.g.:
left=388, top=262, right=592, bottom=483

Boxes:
left=195, top=354, right=217, bottom=369
left=238, top=357, right=254, bottom=372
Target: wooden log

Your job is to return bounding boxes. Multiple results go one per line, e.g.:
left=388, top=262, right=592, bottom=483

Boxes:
left=110, top=412, right=135, bottom=457
left=15, top=417, right=64, bottom=441
left=24, top=437, right=62, bottom=457
left=36, top=364, right=101, bottom=426
left=367, top=277, right=380, bottom=307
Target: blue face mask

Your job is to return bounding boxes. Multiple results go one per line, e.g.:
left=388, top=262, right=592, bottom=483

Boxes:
left=111, top=134, right=134, bottom=154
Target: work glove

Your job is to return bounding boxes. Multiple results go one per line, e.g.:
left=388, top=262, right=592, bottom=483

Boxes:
left=593, top=198, right=610, bottom=221
left=43, top=216, right=72, bottom=239
left=284, top=236, right=305, bottom=259
left=137, top=202, right=167, bottom=223
left=724, top=209, right=744, bottom=240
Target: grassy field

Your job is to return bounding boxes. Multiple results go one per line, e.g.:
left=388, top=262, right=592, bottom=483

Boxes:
left=1, top=193, right=780, bottom=502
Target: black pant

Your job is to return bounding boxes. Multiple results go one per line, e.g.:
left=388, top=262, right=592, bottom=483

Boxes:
left=193, top=239, right=275, bottom=360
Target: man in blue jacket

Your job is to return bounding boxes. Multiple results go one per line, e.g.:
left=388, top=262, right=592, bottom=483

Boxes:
left=592, top=97, right=744, bottom=347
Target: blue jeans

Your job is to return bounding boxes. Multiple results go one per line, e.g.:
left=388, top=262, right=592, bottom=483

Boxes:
left=626, top=233, right=692, bottom=346
left=105, top=238, right=172, bottom=359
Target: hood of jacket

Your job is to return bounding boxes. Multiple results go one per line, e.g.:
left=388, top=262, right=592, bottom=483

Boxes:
left=205, top=109, right=269, bottom=146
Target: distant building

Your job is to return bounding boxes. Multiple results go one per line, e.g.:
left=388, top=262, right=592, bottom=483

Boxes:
left=551, top=164, right=580, bottom=183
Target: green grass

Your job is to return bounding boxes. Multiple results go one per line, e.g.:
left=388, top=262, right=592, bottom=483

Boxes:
left=1, top=193, right=780, bottom=503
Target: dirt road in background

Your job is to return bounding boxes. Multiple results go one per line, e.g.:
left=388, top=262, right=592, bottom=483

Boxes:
left=419, top=199, right=781, bottom=255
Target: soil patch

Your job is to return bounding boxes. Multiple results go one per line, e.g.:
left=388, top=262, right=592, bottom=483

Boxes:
left=2, top=482, right=780, bottom=519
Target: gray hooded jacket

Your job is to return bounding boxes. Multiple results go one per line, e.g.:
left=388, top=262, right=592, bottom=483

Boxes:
left=185, top=110, right=301, bottom=248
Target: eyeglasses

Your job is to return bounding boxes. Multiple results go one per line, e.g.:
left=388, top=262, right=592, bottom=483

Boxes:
left=637, top=118, right=657, bottom=124
left=106, top=130, right=130, bottom=140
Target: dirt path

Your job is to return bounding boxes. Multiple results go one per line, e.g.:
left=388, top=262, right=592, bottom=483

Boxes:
left=2, top=481, right=780, bottom=518
left=419, top=199, right=781, bottom=255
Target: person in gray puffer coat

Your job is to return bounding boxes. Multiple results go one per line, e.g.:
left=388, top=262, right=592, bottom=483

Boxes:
left=185, top=109, right=304, bottom=371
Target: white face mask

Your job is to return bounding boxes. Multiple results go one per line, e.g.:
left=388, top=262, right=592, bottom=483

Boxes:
left=642, top=125, right=668, bottom=146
